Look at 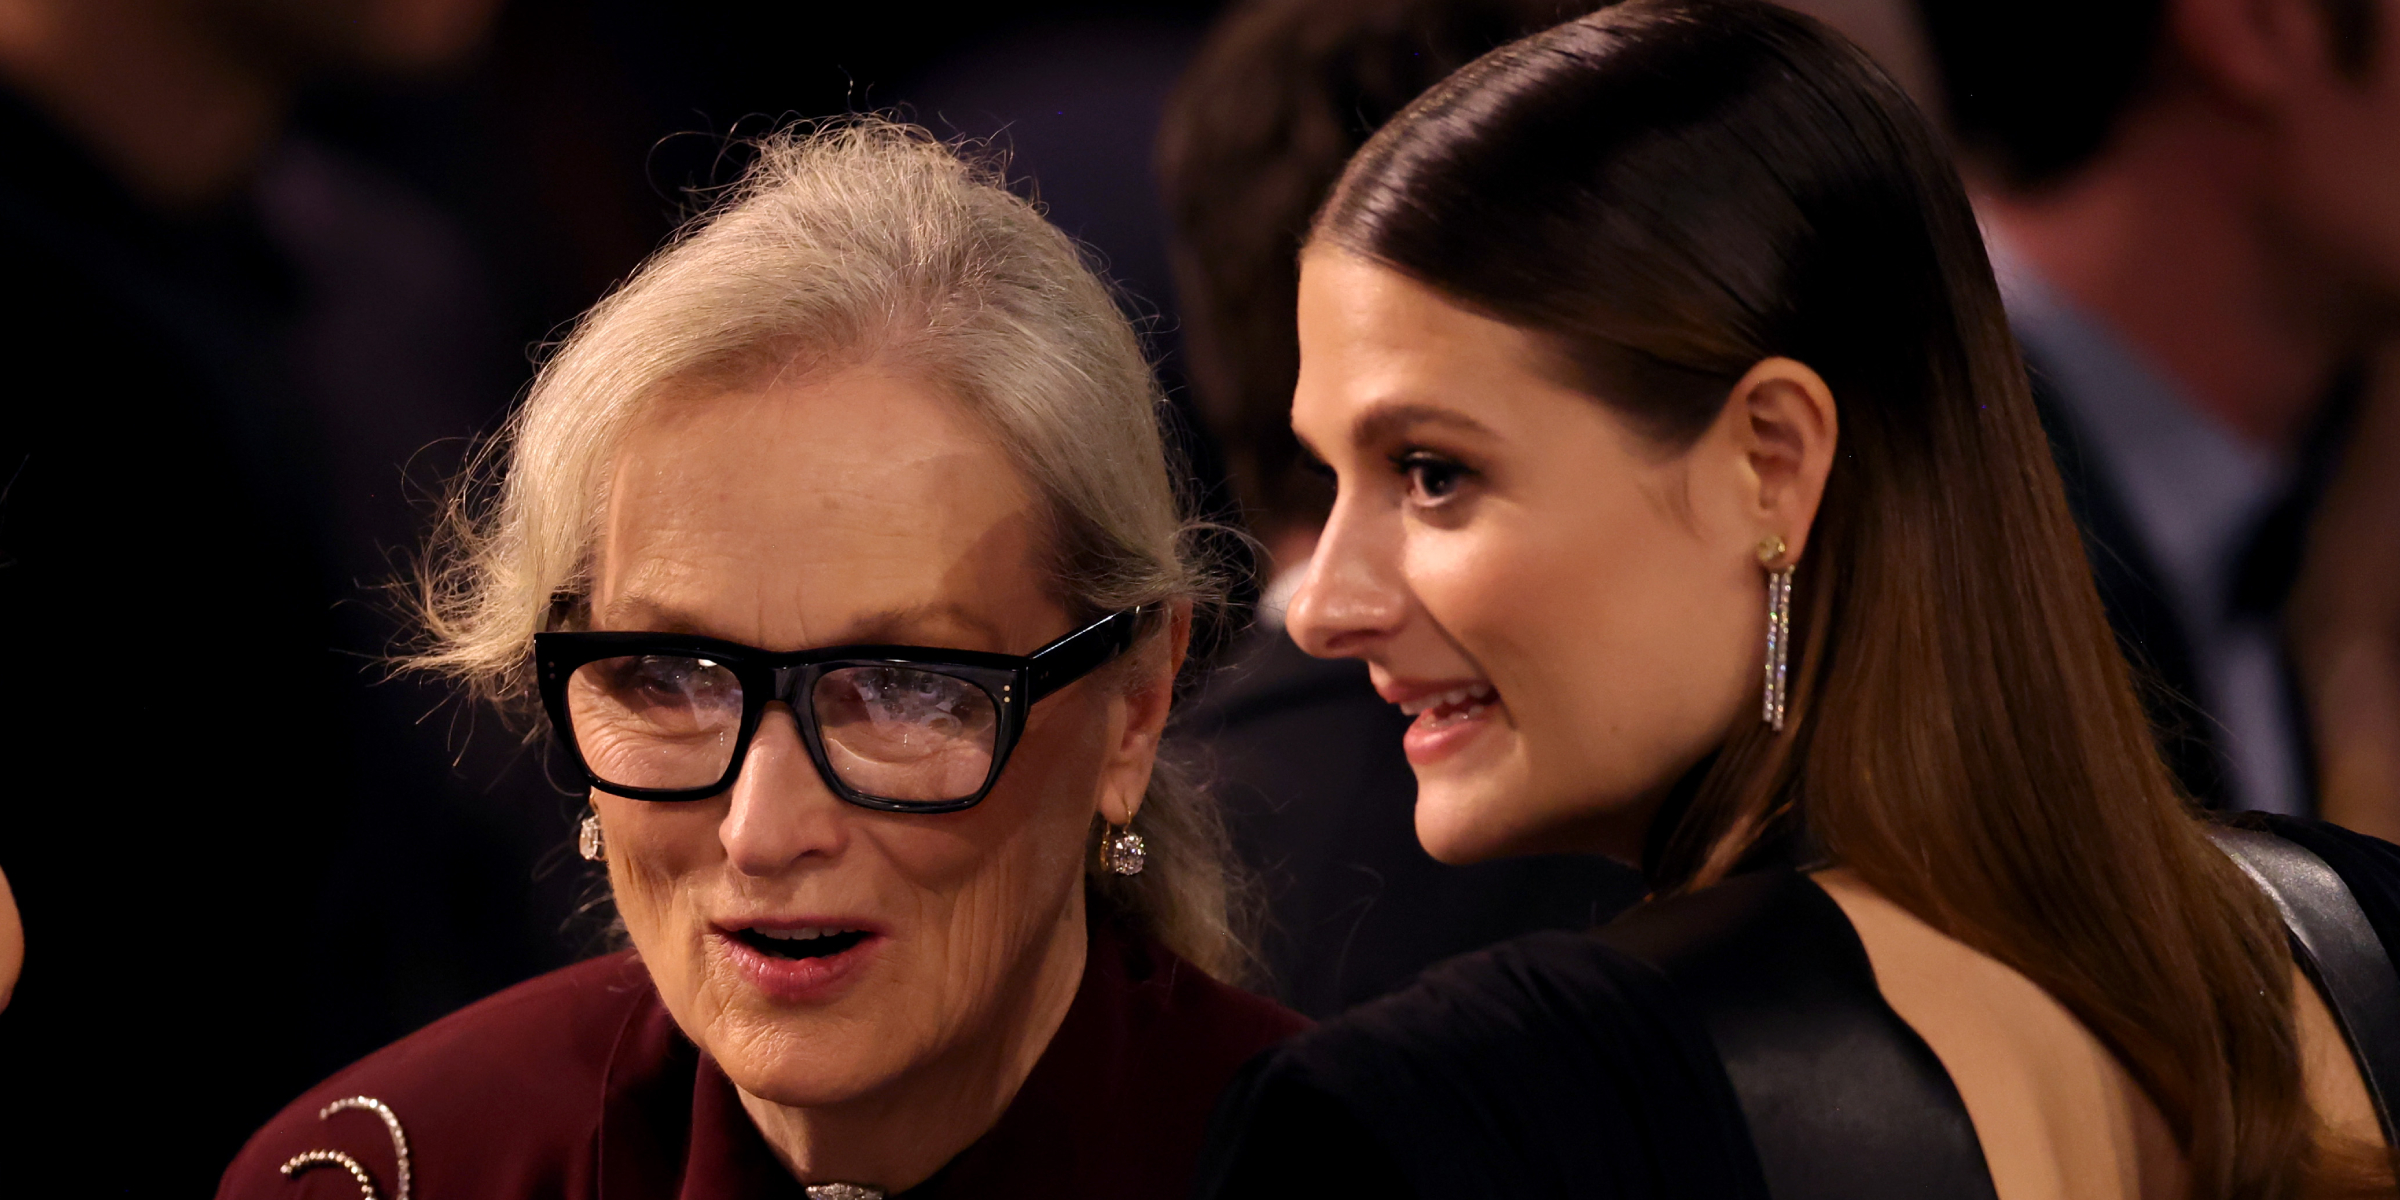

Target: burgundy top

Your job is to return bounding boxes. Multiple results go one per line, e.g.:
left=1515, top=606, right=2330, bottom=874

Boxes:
left=219, top=921, right=1305, bottom=1199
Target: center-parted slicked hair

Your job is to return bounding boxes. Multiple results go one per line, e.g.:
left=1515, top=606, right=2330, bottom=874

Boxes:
left=413, top=118, right=1251, bottom=981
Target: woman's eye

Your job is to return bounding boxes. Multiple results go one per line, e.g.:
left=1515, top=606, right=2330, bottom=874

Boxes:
left=1397, top=452, right=1471, bottom=502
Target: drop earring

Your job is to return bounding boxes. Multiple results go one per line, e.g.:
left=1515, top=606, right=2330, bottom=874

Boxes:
left=578, top=811, right=607, bottom=863
left=1100, top=825, right=1147, bottom=876
left=1759, top=536, right=1793, bottom=733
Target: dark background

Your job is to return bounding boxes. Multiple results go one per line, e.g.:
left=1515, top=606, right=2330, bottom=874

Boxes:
left=318, top=1, right=1225, bottom=402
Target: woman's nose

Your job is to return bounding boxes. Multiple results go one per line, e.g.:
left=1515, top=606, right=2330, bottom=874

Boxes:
left=719, top=706, right=849, bottom=875
left=1285, top=500, right=1408, bottom=660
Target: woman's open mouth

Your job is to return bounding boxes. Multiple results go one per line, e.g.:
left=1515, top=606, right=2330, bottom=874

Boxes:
left=718, top=923, right=884, bottom=1004
left=733, top=926, right=872, bottom=960
left=1397, top=682, right=1501, bottom=765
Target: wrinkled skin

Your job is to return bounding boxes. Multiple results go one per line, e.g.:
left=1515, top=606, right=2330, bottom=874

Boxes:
left=590, top=363, right=1179, bottom=1189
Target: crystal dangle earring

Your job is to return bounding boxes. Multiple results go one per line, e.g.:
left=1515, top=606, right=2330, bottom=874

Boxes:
left=1759, top=535, right=1794, bottom=733
left=1100, top=824, right=1147, bottom=876
left=578, top=810, right=607, bottom=863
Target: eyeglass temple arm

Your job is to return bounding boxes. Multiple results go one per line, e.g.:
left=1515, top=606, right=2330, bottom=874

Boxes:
left=1025, top=608, right=1144, bottom=702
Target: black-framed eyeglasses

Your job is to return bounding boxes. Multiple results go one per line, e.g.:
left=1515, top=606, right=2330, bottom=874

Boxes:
left=533, top=609, right=1142, bottom=813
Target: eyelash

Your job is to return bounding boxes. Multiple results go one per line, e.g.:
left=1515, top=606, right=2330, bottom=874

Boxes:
left=1393, top=450, right=1474, bottom=504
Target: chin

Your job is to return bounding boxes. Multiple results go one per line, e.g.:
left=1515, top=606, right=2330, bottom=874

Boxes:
left=1413, top=785, right=1530, bottom=864
left=712, top=1008, right=902, bottom=1109
left=739, top=1061, right=889, bottom=1110
left=1415, top=775, right=1648, bottom=865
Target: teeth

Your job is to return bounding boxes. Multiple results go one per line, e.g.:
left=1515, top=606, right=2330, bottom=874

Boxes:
left=755, top=927, right=850, bottom=941
left=1399, top=683, right=1496, bottom=717
left=1421, top=703, right=1488, bottom=731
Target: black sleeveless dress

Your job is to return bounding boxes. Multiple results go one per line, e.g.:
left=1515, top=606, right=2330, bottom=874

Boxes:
left=1191, top=816, right=2400, bottom=1199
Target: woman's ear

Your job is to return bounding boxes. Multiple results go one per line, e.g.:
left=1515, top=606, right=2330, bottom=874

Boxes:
left=1729, top=356, right=1839, bottom=560
left=1095, top=600, right=1192, bottom=826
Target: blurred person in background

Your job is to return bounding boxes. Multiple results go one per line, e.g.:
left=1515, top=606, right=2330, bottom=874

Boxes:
left=222, top=120, right=1302, bottom=1200
left=2290, top=344, right=2400, bottom=841
left=0, top=0, right=538, bottom=1187
left=1158, top=0, right=1648, bottom=1020
left=1916, top=0, right=2400, bottom=829
left=1771, top=0, right=1942, bottom=108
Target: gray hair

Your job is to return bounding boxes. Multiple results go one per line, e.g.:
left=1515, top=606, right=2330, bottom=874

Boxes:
left=413, top=117, right=1253, bottom=982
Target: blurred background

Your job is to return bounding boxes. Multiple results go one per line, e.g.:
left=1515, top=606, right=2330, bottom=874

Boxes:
left=3, top=0, right=2397, bottom=1191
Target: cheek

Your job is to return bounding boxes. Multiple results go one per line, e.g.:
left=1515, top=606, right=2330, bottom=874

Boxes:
left=1418, top=495, right=1757, bottom=787
left=600, top=796, right=724, bottom=1012
left=880, top=702, right=1103, bottom=885
left=619, top=703, right=1112, bottom=1106
left=862, top=702, right=1107, bottom=999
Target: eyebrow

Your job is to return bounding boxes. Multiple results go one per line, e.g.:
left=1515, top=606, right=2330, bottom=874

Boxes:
left=594, top=596, right=1012, bottom=651
left=594, top=595, right=707, bottom=635
left=1350, top=401, right=1498, bottom=447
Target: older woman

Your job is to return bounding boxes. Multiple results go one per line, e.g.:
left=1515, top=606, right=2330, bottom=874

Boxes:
left=218, top=120, right=1302, bottom=1200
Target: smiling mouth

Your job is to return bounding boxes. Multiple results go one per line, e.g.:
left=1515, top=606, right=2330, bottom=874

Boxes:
left=732, top=927, right=873, bottom=961
left=1399, top=683, right=1497, bottom=730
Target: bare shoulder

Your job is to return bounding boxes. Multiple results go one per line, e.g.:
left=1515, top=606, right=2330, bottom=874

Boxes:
left=1809, top=869, right=2186, bottom=1200
left=215, top=951, right=677, bottom=1200
left=1811, top=869, right=2391, bottom=1200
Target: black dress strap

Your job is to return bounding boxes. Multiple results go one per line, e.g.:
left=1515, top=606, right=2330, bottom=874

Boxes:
left=2209, top=824, right=2400, bottom=1151
left=1594, top=869, right=1999, bottom=1200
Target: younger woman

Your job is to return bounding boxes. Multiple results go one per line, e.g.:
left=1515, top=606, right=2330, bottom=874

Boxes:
left=1198, top=3, right=2400, bottom=1197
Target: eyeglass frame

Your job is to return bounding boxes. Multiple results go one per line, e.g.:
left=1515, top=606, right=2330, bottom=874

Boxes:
left=533, top=607, right=1145, bottom=814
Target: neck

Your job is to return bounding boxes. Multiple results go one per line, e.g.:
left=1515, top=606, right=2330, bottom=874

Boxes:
left=0, top=0, right=288, bottom=211
left=737, top=893, right=1090, bottom=1192
left=1976, top=77, right=2357, bottom=451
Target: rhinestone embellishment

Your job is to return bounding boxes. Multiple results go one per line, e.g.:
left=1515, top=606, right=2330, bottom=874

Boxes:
left=280, top=1151, right=378, bottom=1200
left=578, top=811, right=606, bottom=862
left=1101, top=827, right=1147, bottom=876
left=280, top=1095, right=411, bottom=1200
left=804, top=1185, right=887, bottom=1200
left=1762, top=564, right=1793, bottom=733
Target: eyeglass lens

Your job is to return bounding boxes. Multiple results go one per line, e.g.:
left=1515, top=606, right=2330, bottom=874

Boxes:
left=563, top=655, right=1001, bottom=802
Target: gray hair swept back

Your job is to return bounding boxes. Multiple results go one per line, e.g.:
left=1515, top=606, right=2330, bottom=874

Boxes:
left=412, top=117, right=1252, bottom=981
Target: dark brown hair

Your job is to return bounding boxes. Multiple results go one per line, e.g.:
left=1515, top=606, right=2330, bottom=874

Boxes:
left=1316, top=1, right=2386, bottom=1193
left=1157, top=0, right=1592, bottom=539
